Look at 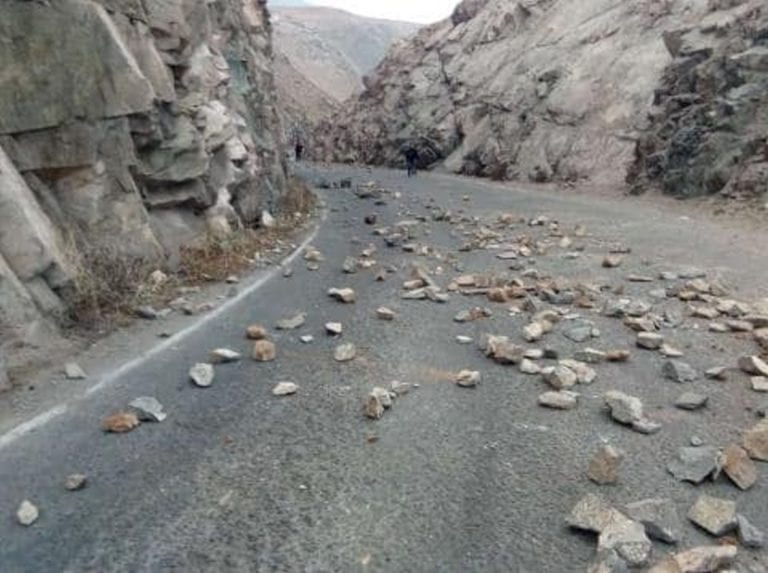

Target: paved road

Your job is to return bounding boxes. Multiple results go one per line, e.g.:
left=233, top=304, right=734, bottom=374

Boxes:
left=1, top=166, right=767, bottom=572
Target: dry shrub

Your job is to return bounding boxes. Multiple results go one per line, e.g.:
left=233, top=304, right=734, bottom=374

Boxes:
left=178, top=229, right=274, bottom=284
left=277, top=175, right=316, bottom=216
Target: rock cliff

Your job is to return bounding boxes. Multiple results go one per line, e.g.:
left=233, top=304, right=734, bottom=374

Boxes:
left=0, top=0, right=289, bottom=380
left=314, top=0, right=766, bottom=195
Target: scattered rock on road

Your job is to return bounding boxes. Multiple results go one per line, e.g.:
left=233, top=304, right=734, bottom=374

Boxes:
left=364, top=393, right=384, bottom=420
left=246, top=324, right=268, bottom=340
left=566, top=493, right=625, bottom=533
left=328, top=287, right=356, bottom=303
left=64, top=362, right=87, bottom=380
left=637, top=332, right=664, bottom=350
left=276, top=313, right=306, bottom=330
left=538, top=391, right=579, bottom=410
left=652, top=545, right=737, bottom=573
left=675, top=392, right=709, bottom=411
left=334, top=343, right=356, bottom=362
left=720, top=444, right=757, bottom=490
left=543, top=365, right=578, bottom=390
left=456, top=370, right=481, bottom=388
left=625, top=498, right=681, bottom=544
left=210, top=348, right=241, bottom=363
left=738, top=355, right=768, bottom=377
left=662, top=360, right=698, bottom=383
left=736, top=514, right=765, bottom=548
left=129, top=397, right=167, bottom=422
left=64, top=474, right=88, bottom=492
left=667, top=446, right=719, bottom=484
left=16, top=500, right=39, bottom=526
left=190, top=363, right=215, bottom=387
left=273, top=382, right=298, bottom=396
left=742, top=419, right=768, bottom=461
left=101, top=412, right=140, bottom=433
left=687, top=494, right=737, bottom=536
left=325, top=322, right=343, bottom=336
left=604, top=391, right=644, bottom=425
left=252, top=340, right=276, bottom=362
left=587, top=444, right=624, bottom=485
left=376, top=307, right=395, bottom=320
left=597, top=517, right=652, bottom=567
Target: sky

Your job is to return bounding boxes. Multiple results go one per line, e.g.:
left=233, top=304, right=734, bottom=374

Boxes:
left=307, top=0, right=458, bottom=24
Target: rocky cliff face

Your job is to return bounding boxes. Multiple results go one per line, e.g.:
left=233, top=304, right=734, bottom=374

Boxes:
left=0, top=0, right=289, bottom=380
left=314, top=0, right=765, bottom=193
left=629, top=1, right=768, bottom=198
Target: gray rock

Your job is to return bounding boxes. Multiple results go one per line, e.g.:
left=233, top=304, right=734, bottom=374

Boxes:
left=136, top=305, right=160, bottom=320
left=272, top=382, right=298, bottom=396
left=625, top=498, right=681, bottom=544
left=736, top=514, right=765, bottom=548
left=668, top=545, right=737, bottom=572
left=189, top=363, right=215, bottom=388
left=563, top=321, right=593, bottom=343
left=325, top=322, right=343, bottom=336
left=604, top=391, right=644, bottom=425
left=739, top=355, right=768, bottom=377
left=16, top=500, right=39, bottom=526
left=567, top=493, right=626, bottom=533
left=64, top=362, right=87, bottom=380
left=687, top=495, right=737, bottom=536
left=663, top=360, right=699, bottom=383
left=342, top=256, right=358, bottom=273
left=667, top=446, right=719, bottom=484
left=675, top=392, right=709, bottom=410
left=538, top=391, right=579, bottom=410
left=636, top=332, right=664, bottom=350
left=64, top=474, right=87, bottom=491
left=597, top=518, right=652, bottom=567
left=371, top=387, right=394, bottom=408
left=456, top=370, right=481, bottom=388
left=334, top=343, right=356, bottom=362
left=209, top=348, right=241, bottom=363
left=276, top=313, right=306, bottom=330
left=630, top=418, right=662, bottom=435
left=543, top=365, right=578, bottom=390
left=129, top=396, right=167, bottom=422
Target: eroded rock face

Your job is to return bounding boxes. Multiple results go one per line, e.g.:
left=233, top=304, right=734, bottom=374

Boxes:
left=313, top=0, right=742, bottom=187
left=0, top=0, right=289, bottom=382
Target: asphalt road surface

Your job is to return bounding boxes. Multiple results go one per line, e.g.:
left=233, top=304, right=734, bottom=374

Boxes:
left=1, top=166, right=767, bottom=572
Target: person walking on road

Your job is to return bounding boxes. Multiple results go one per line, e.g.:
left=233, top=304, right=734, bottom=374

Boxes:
left=403, top=145, right=419, bottom=177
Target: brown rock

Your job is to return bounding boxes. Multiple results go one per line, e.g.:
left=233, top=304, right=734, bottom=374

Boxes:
left=101, top=412, right=140, bottom=433
left=606, top=350, right=631, bottom=362
left=364, top=393, right=384, bottom=420
left=602, top=254, right=624, bottom=268
left=487, top=287, right=507, bottom=303
left=252, top=340, right=276, bottom=362
left=742, top=419, right=768, bottom=461
left=720, top=444, right=758, bottom=490
left=754, top=328, right=768, bottom=350
left=587, top=444, right=624, bottom=485
left=246, top=324, right=268, bottom=340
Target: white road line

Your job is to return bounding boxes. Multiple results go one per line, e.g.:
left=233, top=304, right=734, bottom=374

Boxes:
left=0, top=211, right=325, bottom=451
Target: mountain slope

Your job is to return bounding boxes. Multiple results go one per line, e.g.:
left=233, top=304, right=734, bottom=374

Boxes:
left=313, top=0, right=767, bottom=197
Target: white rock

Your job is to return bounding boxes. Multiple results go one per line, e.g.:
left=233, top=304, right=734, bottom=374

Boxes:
left=64, top=362, right=87, bottom=380
left=210, top=348, right=241, bottom=363
left=129, top=396, right=167, bottom=422
left=273, top=382, right=298, bottom=396
left=16, top=500, right=38, bottom=526
left=190, top=363, right=215, bottom=387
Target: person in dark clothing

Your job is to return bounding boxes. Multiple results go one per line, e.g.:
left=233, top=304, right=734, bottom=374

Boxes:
left=295, top=140, right=304, bottom=161
left=403, top=145, right=419, bottom=177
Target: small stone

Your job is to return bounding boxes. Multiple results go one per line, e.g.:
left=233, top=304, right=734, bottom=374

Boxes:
left=246, top=324, right=268, bottom=340
left=705, top=366, right=728, bottom=380
left=16, top=500, right=39, bottom=526
left=342, top=256, right=358, bottom=273
left=64, top=474, right=87, bottom=491
left=225, top=275, right=239, bottom=284
left=598, top=518, right=652, bottom=567
left=559, top=359, right=597, bottom=384
left=543, top=365, right=578, bottom=389
left=604, top=391, right=644, bottom=425
left=456, top=370, right=481, bottom=388
left=736, top=514, right=764, bottom=548
left=721, top=444, right=757, bottom=490
left=688, top=495, right=737, bottom=536
left=520, top=359, right=541, bottom=375
left=282, top=267, right=294, bottom=278
left=750, top=376, right=768, bottom=392
left=136, top=305, right=159, bottom=320
left=128, top=396, right=167, bottom=422
left=325, top=322, right=343, bottom=336
left=573, top=348, right=606, bottom=364
left=273, top=382, right=298, bottom=396
left=625, top=498, right=681, bottom=544
left=390, top=381, right=411, bottom=395
left=606, top=350, right=631, bottom=362
left=754, top=328, right=768, bottom=350
left=692, top=306, right=720, bottom=320
left=252, top=340, right=276, bottom=362
left=101, top=412, right=140, bottom=433
left=524, top=348, right=544, bottom=359
left=300, top=335, right=314, bottom=344
left=708, top=322, right=728, bottom=333
left=603, top=254, right=624, bottom=268
left=210, top=348, right=241, bottom=363
left=485, top=336, right=524, bottom=365
left=261, top=210, right=276, bottom=228
left=726, top=319, right=753, bottom=332
left=563, top=322, right=593, bottom=343
left=637, top=332, right=664, bottom=350
left=662, top=360, right=698, bottom=383
left=738, top=355, right=768, bottom=377
left=376, top=307, right=395, bottom=320
left=742, top=419, right=768, bottom=461
left=364, top=393, right=384, bottom=420
left=668, top=446, right=719, bottom=484
left=523, top=322, right=545, bottom=342
left=328, top=287, right=356, bottom=303
left=667, top=545, right=737, bottom=572
left=64, top=362, right=87, bottom=380
left=456, top=335, right=473, bottom=344
left=660, top=344, right=684, bottom=358
left=190, top=363, right=214, bottom=387
left=303, top=247, right=323, bottom=262
left=690, top=435, right=704, bottom=446
left=371, top=387, right=393, bottom=408
left=538, top=390, right=579, bottom=409
left=567, top=493, right=626, bottom=533
left=587, top=444, right=624, bottom=485
left=276, top=313, right=306, bottom=330
left=675, top=392, right=708, bottom=411
left=334, top=343, right=356, bottom=362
